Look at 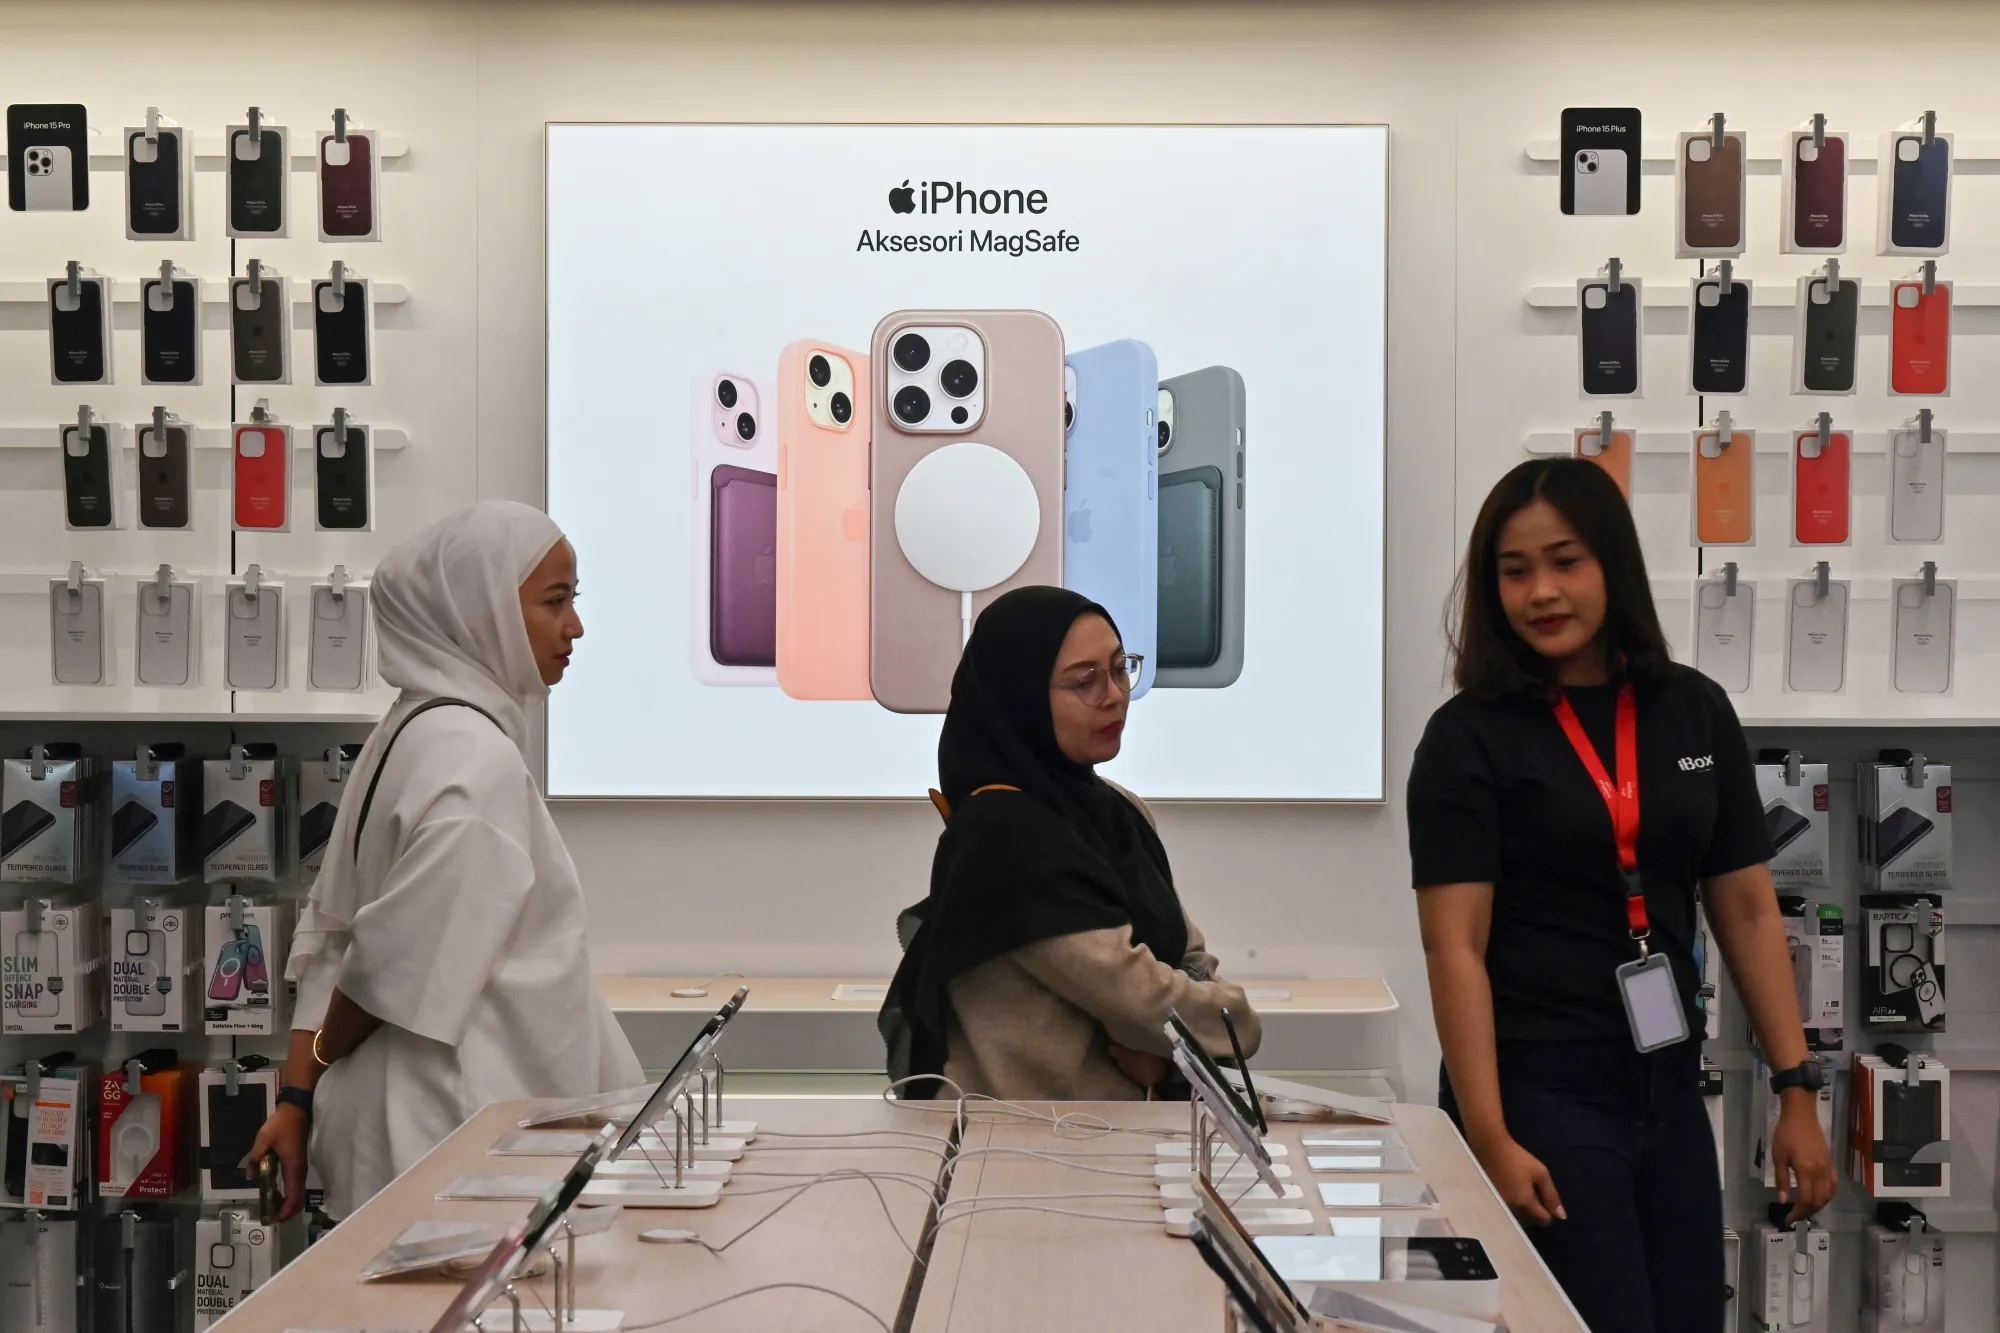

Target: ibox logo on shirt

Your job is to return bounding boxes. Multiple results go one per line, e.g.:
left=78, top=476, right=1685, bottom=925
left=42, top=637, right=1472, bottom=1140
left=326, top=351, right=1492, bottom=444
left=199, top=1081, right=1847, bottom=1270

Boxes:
left=1678, top=754, right=1716, bottom=772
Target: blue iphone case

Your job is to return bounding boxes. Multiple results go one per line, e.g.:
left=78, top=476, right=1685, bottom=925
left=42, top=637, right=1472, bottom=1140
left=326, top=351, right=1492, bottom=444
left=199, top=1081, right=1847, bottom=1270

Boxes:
left=1064, top=340, right=1159, bottom=697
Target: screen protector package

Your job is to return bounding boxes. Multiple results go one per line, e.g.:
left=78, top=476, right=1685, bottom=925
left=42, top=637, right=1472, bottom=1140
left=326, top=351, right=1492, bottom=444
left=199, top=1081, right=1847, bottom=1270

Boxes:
left=1862, top=896, right=1946, bottom=1032
left=109, top=745, right=201, bottom=885
left=1756, top=751, right=1829, bottom=891
left=110, top=902, right=194, bottom=1034
left=298, top=745, right=362, bottom=877
left=2, top=745, right=104, bottom=884
left=200, top=747, right=295, bottom=884
left=1860, top=753, right=1951, bottom=892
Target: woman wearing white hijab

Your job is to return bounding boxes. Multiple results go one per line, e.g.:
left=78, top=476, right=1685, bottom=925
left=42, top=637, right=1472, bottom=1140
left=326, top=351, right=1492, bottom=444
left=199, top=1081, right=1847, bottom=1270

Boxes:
left=251, top=501, right=642, bottom=1220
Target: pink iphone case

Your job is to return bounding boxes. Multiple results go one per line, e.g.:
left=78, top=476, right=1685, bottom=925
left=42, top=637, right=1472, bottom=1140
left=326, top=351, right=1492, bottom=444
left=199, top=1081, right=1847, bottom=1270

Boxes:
left=776, top=340, right=874, bottom=701
left=868, top=310, right=1066, bottom=714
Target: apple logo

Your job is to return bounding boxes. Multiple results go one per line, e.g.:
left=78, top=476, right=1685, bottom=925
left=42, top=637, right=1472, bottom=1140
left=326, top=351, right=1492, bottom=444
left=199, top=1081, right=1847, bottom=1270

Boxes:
left=888, top=180, right=916, bottom=214
left=1159, top=545, right=1178, bottom=586
left=1067, top=502, right=1094, bottom=544
left=840, top=502, right=867, bottom=543
left=754, top=546, right=776, bottom=586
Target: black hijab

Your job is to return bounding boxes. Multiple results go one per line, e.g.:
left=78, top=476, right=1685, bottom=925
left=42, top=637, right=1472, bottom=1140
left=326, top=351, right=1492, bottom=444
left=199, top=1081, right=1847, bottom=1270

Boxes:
left=880, top=586, right=1191, bottom=1093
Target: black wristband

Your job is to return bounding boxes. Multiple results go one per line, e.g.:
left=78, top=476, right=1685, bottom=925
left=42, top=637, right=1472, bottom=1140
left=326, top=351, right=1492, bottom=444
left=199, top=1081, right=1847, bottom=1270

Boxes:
left=276, top=1085, right=314, bottom=1120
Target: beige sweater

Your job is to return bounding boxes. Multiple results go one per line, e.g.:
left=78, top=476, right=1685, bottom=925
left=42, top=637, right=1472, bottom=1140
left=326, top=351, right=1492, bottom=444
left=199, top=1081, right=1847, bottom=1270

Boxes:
left=942, top=914, right=1261, bottom=1101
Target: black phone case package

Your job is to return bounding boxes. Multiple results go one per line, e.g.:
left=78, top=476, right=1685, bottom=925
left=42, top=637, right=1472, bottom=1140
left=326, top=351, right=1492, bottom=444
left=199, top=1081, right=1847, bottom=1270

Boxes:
left=1688, top=275, right=1750, bottom=396
left=202, top=900, right=291, bottom=1036
left=62, top=421, right=123, bottom=532
left=109, top=746, right=201, bottom=885
left=1851, top=1053, right=1950, bottom=1197
left=1795, top=271, right=1859, bottom=396
left=200, top=747, right=296, bottom=884
left=1577, top=274, right=1642, bottom=397
left=94, top=1208, right=189, bottom=1333
left=48, top=271, right=113, bottom=386
left=1, top=900, right=106, bottom=1035
left=0, top=1057, right=100, bottom=1210
left=2, top=745, right=105, bottom=884
left=109, top=903, right=194, bottom=1034
left=298, top=745, right=361, bottom=877
left=7, top=102, right=89, bottom=212
left=1755, top=752, right=1830, bottom=892
left=196, top=1071, right=276, bottom=1202
left=141, top=272, right=202, bottom=387
left=313, top=276, right=373, bottom=386
left=1859, top=754, right=1951, bottom=892
left=1560, top=108, right=1641, bottom=216
left=125, top=120, right=193, bottom=240
left=231, top=269, right=292, bottom=385
left=1862, top=896, right=1946, bottom=1033
left=225, top=121, right=288, bottom=238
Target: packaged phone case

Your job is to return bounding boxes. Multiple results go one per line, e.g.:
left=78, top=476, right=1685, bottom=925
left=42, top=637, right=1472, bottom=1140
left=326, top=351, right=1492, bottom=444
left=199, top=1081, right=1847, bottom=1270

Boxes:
left=1782, top=123, right=1848, bottom=255
left=1889, top=278, right=1950, bottom=396
left=2, top=900, right=106, bottom=1035
left=1573, top=424, right=1631, bottom=499
left=1888, top=424, right=1947, bottom=545
left=1795, top=269, right=1858, bottom=396
left=307, top=577, right=374, bottom=693
left=126, top=117, right=193, bottom=241
left=1785, top=574, right=1848, bottom=694
left=50, top=570, right=110, bottom=686
left=1861, top=1218, right=1946, bottom=1331
left=223, top=574, right=285, bottom=692
left=1780, top=897, right=1845, bottom=1051
left=1849, top=1053, right=1949, bottom=1198
left=133, top=569, right=200, bottom=688
left=1, top=1057, right=100, bottom=1210
left=314, top=417, right=373, bottom=531
left=1878, top=122, right=1952, bottom=256
left=1561, top=108, right=1641, bottom=216
left=62, top=416, right=123, bottom=532
left=232, top=419, right=291, bottom=533
left=140, top=268, right=201, bottom=387
left=1688, top=274, right=1750, bottom=396
left=201, top=900, right=291, bottom=1036
left=49, top=268, right=113, bottom=386
left=1691, top=427, right=1753, bottom=546
left=193, top=1209, right=279, bottom=1328
left=1859, top=899, right=1947, bottom=1034
left=225, top=118, right=288, bottom=239
left=313, top=270, right=373, bottom=387
left=1577, top=273, right=1641, bottom=398
left=1676, top=127, right=1747, bottom=258
left=1891, top=578, right=1955, bottom=696
left=109, top=902, right=194, bottom=1034
left=1792, top=427, right=1851, bottom=546
left=230, top=264, right=291, bottom=385
left=195, top=1069, right=277, bottom=1202
left=318, top=118, right=380, bottom=241
left=98, top=1053, right=196, bottom=1199
left=1693, top=576, right=1754, bottom=694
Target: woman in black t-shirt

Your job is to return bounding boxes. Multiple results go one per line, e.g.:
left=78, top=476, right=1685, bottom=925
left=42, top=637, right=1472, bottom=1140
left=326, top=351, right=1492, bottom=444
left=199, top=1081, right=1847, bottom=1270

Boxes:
left=1408, top=460, right=1835, bottom=1333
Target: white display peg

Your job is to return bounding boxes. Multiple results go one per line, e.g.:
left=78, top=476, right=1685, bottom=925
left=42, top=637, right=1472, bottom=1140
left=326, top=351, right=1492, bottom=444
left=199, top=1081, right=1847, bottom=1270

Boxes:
left=0, top=280, right=407, bottom=305
left=1526, top=431, right=2000, bottom=456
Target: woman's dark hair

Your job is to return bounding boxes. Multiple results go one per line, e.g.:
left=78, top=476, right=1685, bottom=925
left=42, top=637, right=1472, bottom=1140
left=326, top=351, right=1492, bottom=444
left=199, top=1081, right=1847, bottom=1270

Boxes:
left=1448, top=458, right=1673, bottom=700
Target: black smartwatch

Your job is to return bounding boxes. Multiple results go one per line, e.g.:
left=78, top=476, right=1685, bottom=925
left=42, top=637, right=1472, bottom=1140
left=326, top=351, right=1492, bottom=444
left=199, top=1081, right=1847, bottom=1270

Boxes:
left=276, top=1085, right=315, bottom=1121
left=1769, top=1060, right=1825, bottom=1096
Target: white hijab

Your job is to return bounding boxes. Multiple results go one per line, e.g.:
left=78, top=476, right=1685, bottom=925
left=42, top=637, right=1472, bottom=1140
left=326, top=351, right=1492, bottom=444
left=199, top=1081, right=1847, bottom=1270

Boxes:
left=289, top=501, right=564, bottom=981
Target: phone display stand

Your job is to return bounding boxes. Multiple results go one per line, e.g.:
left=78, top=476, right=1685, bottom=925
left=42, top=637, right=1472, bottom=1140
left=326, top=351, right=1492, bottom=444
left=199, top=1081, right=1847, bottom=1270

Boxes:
left=893, top=441, right=1041, bottom=644
left=1164, top=1206, right=1317, bottom=1237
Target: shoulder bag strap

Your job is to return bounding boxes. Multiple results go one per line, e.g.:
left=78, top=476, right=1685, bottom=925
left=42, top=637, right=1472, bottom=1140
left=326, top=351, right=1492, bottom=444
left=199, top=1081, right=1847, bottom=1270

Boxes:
left=351, top=698, right=503, bottom=858
left=924, top=783, right=1021, bottom=825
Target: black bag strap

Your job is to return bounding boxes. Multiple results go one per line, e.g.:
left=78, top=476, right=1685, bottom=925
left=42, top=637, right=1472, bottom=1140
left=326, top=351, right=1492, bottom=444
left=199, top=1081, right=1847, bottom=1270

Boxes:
left=351, top=698, right=502, bottom=859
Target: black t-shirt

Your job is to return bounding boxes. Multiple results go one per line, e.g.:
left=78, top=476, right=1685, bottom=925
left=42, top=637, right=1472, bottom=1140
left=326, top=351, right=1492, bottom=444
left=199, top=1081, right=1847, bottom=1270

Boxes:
left=1406, top=665, right=1772, bottom=1044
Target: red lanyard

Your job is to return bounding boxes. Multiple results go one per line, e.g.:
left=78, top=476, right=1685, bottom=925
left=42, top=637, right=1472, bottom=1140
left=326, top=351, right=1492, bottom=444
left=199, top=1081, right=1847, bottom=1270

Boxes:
left=1551, top=683, right=1649, bottom=942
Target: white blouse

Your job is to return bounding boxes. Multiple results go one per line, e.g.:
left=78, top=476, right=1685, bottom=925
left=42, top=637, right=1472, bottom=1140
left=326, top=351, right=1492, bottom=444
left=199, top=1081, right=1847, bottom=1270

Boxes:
left=294, top=706, right=641, bottom=1219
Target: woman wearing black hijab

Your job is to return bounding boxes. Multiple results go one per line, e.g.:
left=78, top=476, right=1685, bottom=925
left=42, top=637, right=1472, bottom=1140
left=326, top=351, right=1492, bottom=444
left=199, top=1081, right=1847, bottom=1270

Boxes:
left=880, top=586, right=1260, bottom=1100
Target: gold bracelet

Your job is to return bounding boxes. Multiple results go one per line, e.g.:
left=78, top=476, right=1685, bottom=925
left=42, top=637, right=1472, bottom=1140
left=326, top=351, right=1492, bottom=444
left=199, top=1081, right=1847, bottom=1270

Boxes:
left=311, top=1029, right=333, bottom=1069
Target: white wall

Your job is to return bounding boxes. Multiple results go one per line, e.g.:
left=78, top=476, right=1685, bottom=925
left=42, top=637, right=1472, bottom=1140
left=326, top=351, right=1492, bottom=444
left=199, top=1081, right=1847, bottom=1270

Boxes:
left=7, top=8, right=2000, bottom=1324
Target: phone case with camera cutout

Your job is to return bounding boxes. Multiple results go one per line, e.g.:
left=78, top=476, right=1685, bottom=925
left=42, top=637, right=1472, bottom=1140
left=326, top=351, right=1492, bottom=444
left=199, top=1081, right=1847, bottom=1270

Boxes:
left=1795, top=275, right=1859, bottom=396
left=134, top=575, right=198, bottom=689
left=126, top=123, right=193, bottom=240
left=1890, top=281, right=1950, bottom=396
left=1785, top=578, right=1848, bottom=694
left=141, top=275, right=202, bottom=387
left=1892, top=580, right=1954, bottom=695
left=224, top=581, right=284, bottom=692
left=317, top=128, right=379, bottom=241
left=308, top=583, right=372, bottom=693
left=1782, top=129, right=1847, bottom=254
left=1676, top=130, right=1747, bottom=258
left=232, top=424, right=289, bottom=533
left=1689, top=277, right=1750, bottom=396
left=312, top=277, right=372, bottom=386
left=1889, top=427, right=1947, bottom=545
left=136, top=423, right=191, bottom=531
left=1577, top=278, right=1641, bottom=398
left=63, top=423, right=120, bottom=532
left=1560, top=108, right=1641, bottom=216
left=869, top=311, right=1068, bottom=712
left=1879, top=129, right=1952, bottom=256
left=691, top=371, right=780, bottom=687
left=776, top=342, right=873, bottom=701
left=315, top=422, right=372, bottom=532
left=49, top=274, right=112, bottom=385
left=1793, top=430, right=1851, bottom=546
left=231, top=273, right=291, bottom=385
left=50, top=576, right=107, bottom=686
left=1573, top=427, right=1632, bottom=500
left=8, top=103, right=89, bottom=212
left=1694, top=578, right=1754, bottom=695
left=1692, top=429, right=1754, bottom=547
left=225, top=123, right=288, bottom=237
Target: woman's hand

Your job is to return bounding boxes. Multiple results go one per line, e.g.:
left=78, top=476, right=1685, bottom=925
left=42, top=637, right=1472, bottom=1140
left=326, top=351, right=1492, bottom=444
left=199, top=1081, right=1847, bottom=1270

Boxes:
left=1106, top=1041, right=1171, bottom=1092
left=248, top=1103, right=310, bottom=1222
left=1772, top=1095, right=1838, bottom=1224
left=1474, top=1135, right=1566, bottom=1226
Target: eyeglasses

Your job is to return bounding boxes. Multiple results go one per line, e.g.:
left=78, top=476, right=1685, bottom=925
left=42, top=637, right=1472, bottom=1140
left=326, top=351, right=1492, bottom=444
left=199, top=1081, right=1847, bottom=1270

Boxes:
left=1053, top=653, right=1143, bottom=702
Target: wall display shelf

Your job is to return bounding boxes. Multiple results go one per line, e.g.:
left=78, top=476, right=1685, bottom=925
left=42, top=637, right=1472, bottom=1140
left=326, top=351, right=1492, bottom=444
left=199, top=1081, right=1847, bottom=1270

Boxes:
left=0, top=280, right=408, bottom=306
left=1528, top=431, right=2000, bottom=455
left=1526, top=137, right=2000, bottom=168
left=0, top=425, right=407, bottom=452
left=0, top=710, right=380, bottom=724
left=0, top=131, right=409, bottom=172
left=1527, top=283, right=2000, bottom=309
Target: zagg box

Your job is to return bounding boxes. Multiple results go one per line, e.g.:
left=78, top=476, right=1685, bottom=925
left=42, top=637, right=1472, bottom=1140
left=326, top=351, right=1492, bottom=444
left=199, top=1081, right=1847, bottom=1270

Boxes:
left=109, top=744, right=201, bottom=885
left=110, top=901, right=194, bottom=1033
left=1756, top=751, right=1830, bottom=892
left=201, top=745, right=295, bottom=883
left=98, top=1053, right=196, bottom=1199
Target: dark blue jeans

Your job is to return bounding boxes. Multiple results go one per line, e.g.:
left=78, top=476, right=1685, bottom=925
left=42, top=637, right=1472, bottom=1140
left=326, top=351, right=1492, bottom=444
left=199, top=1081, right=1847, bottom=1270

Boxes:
left=1440, top=1039, right=1722, bottom=1333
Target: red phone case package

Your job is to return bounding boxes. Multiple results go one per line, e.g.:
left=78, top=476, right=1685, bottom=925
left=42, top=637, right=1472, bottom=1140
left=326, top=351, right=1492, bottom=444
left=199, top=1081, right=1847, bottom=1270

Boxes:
left=1793, top=428, right=1852, bottom=546
left=98, top=1055, right=196, bottom=1198
left=1890, top=279, right=1951, bottom=396
left=232, top=422, right=291, bottom=531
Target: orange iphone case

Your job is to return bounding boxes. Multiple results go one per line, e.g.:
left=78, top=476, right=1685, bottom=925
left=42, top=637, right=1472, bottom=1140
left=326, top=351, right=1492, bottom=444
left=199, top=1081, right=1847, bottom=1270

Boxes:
left=1890, top=282, right=1950, bottom=395
left=1576, top=428, right=1633, bottom=500
left=776, top=340, right=874, bottom=701
left=1693, top=431, right=1754, bottom=545
left=1793, top=432, right=1851, bottom=545
left=869, top=309, right=1066, bottom=714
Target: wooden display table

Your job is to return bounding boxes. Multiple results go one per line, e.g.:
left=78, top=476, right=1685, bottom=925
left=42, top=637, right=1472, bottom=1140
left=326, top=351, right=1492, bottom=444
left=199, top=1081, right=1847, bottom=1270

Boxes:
left=601, top=976, right=1401, bottom=1073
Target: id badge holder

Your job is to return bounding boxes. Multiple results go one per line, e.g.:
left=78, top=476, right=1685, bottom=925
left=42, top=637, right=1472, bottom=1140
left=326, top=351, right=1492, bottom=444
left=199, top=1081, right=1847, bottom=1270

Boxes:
left=1616, top=953, right=1690, bottom=1052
